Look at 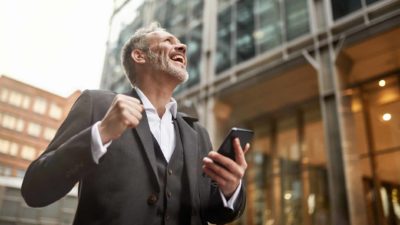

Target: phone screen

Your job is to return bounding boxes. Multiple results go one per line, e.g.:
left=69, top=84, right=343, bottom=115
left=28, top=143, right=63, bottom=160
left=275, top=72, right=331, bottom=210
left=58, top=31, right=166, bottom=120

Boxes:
left=217, top=127, right=254, bottom=160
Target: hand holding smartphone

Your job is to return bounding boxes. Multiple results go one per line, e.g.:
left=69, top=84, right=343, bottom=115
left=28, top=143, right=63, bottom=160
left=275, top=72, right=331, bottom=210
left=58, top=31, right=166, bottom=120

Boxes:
left=217, top=127, right=254, bottom=160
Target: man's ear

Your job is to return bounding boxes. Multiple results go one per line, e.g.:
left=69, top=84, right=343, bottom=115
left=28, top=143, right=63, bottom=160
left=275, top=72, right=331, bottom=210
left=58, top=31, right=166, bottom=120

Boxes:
left=131, top=49, right=146, bottom=64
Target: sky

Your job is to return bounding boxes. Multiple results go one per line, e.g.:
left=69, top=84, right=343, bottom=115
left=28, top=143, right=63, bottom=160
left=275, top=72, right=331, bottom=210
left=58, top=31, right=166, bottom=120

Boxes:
left=0, top=0, right=114, bottom=97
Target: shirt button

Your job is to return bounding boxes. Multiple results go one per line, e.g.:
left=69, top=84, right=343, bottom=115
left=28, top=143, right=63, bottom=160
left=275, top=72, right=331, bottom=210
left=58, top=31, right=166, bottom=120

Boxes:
left=167, top=191, right=172, bottom=198
left=168, top=169, right=173, bottom=175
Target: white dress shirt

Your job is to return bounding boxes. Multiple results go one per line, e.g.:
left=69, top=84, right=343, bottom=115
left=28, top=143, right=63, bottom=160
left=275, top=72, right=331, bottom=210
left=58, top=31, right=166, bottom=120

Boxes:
left=90, top=87, right=241, bottom=209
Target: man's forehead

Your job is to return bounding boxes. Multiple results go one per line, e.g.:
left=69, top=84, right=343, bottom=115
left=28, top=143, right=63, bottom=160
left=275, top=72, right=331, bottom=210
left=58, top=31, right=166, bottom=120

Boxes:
left=147, top=30, right=181, bottom=42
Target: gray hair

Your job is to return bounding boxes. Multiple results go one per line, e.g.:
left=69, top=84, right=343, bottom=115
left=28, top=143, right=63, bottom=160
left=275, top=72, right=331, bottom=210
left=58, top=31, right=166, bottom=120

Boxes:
left=121, top=22, right=165, bottom=84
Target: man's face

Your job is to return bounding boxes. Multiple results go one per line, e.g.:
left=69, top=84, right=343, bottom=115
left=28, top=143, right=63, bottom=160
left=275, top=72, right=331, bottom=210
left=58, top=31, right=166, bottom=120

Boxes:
left=145, top=31, right=189, bottom=83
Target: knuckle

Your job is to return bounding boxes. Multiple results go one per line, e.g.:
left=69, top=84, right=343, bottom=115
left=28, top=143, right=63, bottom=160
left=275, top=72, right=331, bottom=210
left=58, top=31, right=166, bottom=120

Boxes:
left=238, top=170, right=244, bottom=178
left=116, top=101, right=124, bottom=109
left=115, top=94, right=122, bottom=101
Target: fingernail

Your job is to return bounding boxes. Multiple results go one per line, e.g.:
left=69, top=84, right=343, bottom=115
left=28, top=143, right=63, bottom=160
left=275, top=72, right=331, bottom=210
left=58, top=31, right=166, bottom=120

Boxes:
left=203, top=157, right=213, bottom=163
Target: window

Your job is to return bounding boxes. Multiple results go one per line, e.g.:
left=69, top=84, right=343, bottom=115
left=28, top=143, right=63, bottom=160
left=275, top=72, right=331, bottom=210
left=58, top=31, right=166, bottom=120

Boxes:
left=21, top=145, right=36, bottom=160
left=165, top=0, right=188, bottom=35
left=1, top=114, right=24, bottom=132
left=27, top=122, right=42, bottom=137
left=0, top=139, right=10, bottom=154
left=236, top=0, right=255, bottom=63
left=2, top=114, right=16, bottom=130
left=9, top=142, right=18, bottom=156
left=22, top=96, right=31, bottom=109
left=215, top=0, right=310, bottom=73
left=331, top=0, right=362, bottom=20
left=49, top=103, right=63, bottom=119
left=44, top=127, right=57, bottom=141
left=285, top=0, right=309, bottom=41
left=346, top=74, right=400, bottom=224
left=0, top=88, right=9, bottom=102
left=16, top=169, right=25, bottom=178
left=9, top=91, right=23, bottom=107
left=33, top=97, right=48, bottom=114
left=3, top=167, right=12, bottom=176
left=15, top=118, right=24, bottom=132
left=0, top=164, right=12, bottom=176
left=255, top=0, right=282, bottom=52
left=186, top=25, right=202, bottom=88
left=0, top=139, right=18, bottom=156
left=216, top=6, right=234, bottom=73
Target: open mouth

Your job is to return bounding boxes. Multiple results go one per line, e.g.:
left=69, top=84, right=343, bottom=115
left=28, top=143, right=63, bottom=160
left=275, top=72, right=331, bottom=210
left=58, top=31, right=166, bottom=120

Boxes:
left=171, top=54, right=185, bottom=66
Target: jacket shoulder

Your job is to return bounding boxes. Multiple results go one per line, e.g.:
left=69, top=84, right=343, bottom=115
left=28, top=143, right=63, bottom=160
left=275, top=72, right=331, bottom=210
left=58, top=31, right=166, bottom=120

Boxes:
left=82, top=89, right=117, bottom=101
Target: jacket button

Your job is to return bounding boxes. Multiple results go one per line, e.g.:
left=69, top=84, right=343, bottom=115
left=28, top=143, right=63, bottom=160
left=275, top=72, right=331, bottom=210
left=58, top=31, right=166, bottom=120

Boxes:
left=147, top=194, right=158, bottom=205
left=166, top=191, right=172, bottom=198
left=168, top=169, right=173, bottom=175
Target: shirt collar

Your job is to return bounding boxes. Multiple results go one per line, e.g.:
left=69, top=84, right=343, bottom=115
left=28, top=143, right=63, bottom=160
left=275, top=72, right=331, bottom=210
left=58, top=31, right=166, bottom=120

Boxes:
left=134, top=87, right=177, bottom=118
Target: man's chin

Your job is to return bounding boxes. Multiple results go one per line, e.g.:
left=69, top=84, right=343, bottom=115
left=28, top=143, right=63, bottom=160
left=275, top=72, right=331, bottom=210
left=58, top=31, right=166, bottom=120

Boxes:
left=180, top=72, right=189, bottom=83
left=169, top=69, right=189, bottom=83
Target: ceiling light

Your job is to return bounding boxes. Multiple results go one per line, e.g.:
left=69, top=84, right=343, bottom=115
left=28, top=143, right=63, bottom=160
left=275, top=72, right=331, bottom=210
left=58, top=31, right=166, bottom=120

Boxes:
left=379, top=80, right=386, bottom=87
left=382, top=113, right=392, bottom=121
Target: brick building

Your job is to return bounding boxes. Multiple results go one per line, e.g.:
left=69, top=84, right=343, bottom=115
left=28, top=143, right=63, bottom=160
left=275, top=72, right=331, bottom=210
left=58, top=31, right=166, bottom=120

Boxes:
left=0, top=75, right=80, bottom=224
left=0, top=75, right=80, bottom=177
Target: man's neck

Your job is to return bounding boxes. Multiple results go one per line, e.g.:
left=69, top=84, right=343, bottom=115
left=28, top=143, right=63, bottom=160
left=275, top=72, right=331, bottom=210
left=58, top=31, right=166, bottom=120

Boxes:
left=136, top=84, right=173, bottom=118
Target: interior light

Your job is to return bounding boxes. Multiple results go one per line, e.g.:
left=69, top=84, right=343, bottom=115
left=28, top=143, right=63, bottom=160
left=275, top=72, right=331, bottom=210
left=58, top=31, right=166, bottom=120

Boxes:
left=379, top=80, right=386, bottom=87
left=284, top=193, right=292, bottom=200
left=382, top=113, right=392, bottom=121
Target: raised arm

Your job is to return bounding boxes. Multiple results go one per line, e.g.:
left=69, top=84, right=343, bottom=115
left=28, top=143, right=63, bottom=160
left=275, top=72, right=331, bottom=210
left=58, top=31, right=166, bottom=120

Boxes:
left=21, top=90, right=97, bottom=207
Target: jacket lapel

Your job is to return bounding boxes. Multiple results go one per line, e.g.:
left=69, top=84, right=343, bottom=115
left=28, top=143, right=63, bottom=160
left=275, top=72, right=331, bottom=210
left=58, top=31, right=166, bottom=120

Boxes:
left=176, top=113, right=199, bottom=207
left=125, top=89, right=160, bottom=192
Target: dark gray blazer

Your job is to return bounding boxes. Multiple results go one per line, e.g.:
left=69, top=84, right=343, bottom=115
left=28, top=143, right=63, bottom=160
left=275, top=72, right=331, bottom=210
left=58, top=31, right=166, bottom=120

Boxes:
left=21, top=89, right=245, bottom=225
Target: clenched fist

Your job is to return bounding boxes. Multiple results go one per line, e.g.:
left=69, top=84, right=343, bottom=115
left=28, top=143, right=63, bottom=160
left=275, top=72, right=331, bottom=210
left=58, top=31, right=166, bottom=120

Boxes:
left=99, top=94, right=144, bottom=144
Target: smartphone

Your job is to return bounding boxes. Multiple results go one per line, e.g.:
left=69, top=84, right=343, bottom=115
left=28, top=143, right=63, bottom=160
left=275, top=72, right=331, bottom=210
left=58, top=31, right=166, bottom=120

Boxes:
left=217, top=127, right=254, bottom=160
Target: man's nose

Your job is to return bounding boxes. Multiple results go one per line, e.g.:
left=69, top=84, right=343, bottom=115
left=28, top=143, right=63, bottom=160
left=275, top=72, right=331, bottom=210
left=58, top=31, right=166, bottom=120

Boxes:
left=175, top=43, right=186, bottom=55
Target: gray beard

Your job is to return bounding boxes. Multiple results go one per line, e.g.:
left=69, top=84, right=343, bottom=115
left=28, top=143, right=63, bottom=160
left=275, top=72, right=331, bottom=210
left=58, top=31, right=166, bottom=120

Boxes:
left=147, top=50, right=189, bottom=83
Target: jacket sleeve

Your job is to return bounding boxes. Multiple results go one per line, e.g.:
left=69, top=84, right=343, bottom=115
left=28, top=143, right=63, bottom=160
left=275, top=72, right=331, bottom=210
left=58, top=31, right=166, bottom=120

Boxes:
left=195, top=124, right=246, bottom=224
left=21, top=90, right=99, bottom=207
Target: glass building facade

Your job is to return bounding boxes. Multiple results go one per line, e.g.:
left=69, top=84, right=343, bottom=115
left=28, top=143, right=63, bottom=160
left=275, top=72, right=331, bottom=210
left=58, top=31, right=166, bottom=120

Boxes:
left=0, top=177, right=77, bottom=225
left=101, top=0, right=400, bottom=224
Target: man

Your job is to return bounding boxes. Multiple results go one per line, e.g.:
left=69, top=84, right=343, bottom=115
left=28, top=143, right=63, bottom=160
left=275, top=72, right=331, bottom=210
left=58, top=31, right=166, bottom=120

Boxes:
left=21, top=22, right=249, bottom=225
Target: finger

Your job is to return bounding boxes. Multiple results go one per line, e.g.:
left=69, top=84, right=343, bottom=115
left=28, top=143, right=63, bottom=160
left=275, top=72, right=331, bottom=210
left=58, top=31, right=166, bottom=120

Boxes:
left=117, top=94, right=141, bottom=104
left=207, top=151, right=245, bottom=177
left=203, top=156, right=239, bottom=181
left=121, top=110, right=140, bottom=127
left=122, top=99, right=144, bottom=112
left=114, top=95, right=143, bottom=113
left=243, top=143, right=250, bottom=154
left=202, top=165, right=228, bottom=187
left=207, top=152, right=237, bottom=173
left=234, top=138, right=245, bottom=166
left=116, top=101, right=143, bottom=120
left=234, top=138, right=248, bottom=167
left=126, top=104, right=144, bottom=119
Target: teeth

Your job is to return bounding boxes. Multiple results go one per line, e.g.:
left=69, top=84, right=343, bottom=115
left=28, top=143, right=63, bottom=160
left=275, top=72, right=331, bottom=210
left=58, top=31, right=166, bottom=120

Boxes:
left=172, top=55, right=184, bottom=63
